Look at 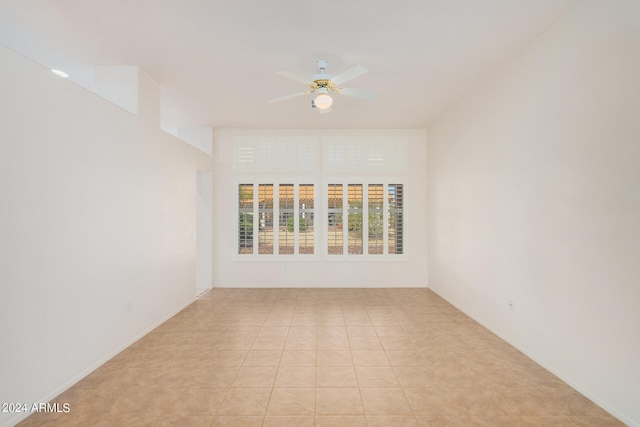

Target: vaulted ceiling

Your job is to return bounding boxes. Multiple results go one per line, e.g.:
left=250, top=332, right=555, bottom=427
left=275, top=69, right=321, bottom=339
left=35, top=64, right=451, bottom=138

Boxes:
left=0, top=0, right=576, bottom=132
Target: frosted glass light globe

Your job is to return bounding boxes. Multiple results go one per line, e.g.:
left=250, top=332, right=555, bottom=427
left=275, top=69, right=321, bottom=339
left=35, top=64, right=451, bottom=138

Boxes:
left=314, top=93, right=333, bottom=110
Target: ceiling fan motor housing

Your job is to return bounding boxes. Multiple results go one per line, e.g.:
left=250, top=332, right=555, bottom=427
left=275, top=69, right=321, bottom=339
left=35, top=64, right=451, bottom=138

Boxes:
left=310, top=78, right=337, bottom=94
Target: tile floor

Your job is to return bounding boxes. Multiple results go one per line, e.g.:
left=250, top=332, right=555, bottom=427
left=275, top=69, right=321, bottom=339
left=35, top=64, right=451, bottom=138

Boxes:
left=18, top=288, right=624, bottom=426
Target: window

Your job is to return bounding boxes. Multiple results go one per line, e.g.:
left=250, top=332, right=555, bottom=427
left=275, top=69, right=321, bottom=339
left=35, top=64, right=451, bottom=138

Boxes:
left=327, top=184, right=343, bottom=255
left=299, top=184, right=314, bottom=254
left=234, top=134, right=409, bottom=260
left=279, top=184, right=294, bottom=254
left=388, top=184, right=404, bottom=255
left=368, top=184, right=384, bottom=254
left=238, top=181, right=404, bottom=258
left=258, top=184, right=274, bottom=254
left=347, top=184, right=363, bottom=255
left=238, top=183, right=315, bottom=256
left=329, top=183, right=404, bottom=257
left=238, top=184, right=254, bottom=254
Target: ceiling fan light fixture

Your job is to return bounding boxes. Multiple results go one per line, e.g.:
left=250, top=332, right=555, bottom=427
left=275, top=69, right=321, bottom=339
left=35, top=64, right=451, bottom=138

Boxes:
left=271, top=60, right=375, bottom=113
left=314, top=93, right=333, bottom=110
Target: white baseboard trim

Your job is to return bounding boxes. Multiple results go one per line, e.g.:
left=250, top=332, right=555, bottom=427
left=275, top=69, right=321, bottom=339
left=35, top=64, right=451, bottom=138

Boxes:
left=426, top=286, right=635, bottom=427
left=2, top=296, right=197, bottom=427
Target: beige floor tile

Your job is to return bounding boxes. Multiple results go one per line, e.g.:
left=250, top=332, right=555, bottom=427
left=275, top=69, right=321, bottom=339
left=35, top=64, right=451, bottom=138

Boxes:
left=251, top=336, right=286, bottom=351
left=98, top=410, right=159, bottom=426
left=347, top=326, right=378, bottom=336
left=192, top=366, right=240, bottom=388
left=275, top=366, right=316, bottom=387
left=288, top=327, right=317, bottom=338
left=291, top=316, right=318, bottom=326
left=375, top=326, right=407, bottom=336
left=317, top=317, right=346, bottom=326
left=352, top=350, right=390, bottom=366
left=280, top=350, right=317, bottom=366
left=211, top=415, right=264, bottom=426
left=242, top=350, right=282, bottom=366
left=263, top=415, right=315, bottom=427
left=258, top=326, right=289, bottom=337
left=50, top=386, right=115, bottom=416
left=394, top=366, right=433, bottom=387
left=317, top=335, right=350, bottom=350
left=561, top=389, right=618, bottom=418
left=267, top=388, right=316, bottom=415
left=344, top=316, right=372, bottom=326
left=385, top=350, right=426, bottom=367
left=264, top=317, right=292, bottom=327
left=349, top=336, right=384, bottom=351
left=217, top=388, right=271, bottom=416
left=318, top=326, right=348, bottom=338
left=211, top=350, right=249, bottom=366
left=284, top=335, right=317, bottom=350
left=232, top=366, right=277, bottom=387
left=315, top=415, right=368, bottom=426
left=569, top=416, right=627, bottom=426
left=316, top=388, right=364, bottom=415
left=404, top=387, right=476, bottom=416
left=16, top=412, right=81, bottom=427
left=356, top=366, right=400, bottom=387
left=147, top=387, right=227, bottom=417
left=216, top=337, right=255, bottom=351
left=370, top=316, right=400, bottom=327
left=153, top=415, right=214, bottom=427
left=439, top=416, right=513, bottom=427
left=239, top=317, right=269, bottom=326
left=317, top=366, right=359, bottom=387
left=230, top=326, right=262, bottom=337
left=416, top=415, right=458, bottom=427
left=380, top=336, right=418, bottom=351
left=18, top=288, right=624, bottom=427
left=317, top=350, right=353, bottom=366
left=360, top=388, right=413, bottom=415
left=469, top=384, right=608, bottom=418
left=367, top=415, right=420, bottom=427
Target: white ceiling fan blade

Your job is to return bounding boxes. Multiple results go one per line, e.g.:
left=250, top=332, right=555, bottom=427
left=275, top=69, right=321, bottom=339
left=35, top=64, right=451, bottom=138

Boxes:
left=275, top=71, right=311, bottom=85
left=268, top=92, right=308, bottom=103
left=330, top=64, right=368, bottom=85
left=339, top=87, right=378, bottom=100
left=319, top=107, right=332, bottom=115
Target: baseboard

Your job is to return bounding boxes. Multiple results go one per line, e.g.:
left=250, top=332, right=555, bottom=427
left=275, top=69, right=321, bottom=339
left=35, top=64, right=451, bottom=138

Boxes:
left=426, top=286, right=635, bottom=427
left=2, top=296, right=197, bottom=427
left=212, top=283, right=429, bottom=288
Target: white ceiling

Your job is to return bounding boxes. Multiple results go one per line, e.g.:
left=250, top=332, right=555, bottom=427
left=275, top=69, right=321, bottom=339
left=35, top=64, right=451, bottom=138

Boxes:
left=0, top=0, right=576, bottom=132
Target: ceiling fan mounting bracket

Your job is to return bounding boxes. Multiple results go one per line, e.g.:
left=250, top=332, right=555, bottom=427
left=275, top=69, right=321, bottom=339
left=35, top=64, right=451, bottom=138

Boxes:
left=315, top=59, right=329, bottom=72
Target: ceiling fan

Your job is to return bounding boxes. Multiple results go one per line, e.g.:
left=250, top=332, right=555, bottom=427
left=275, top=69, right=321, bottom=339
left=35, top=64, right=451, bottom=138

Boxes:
left=268, top=60, right=377, bottom=114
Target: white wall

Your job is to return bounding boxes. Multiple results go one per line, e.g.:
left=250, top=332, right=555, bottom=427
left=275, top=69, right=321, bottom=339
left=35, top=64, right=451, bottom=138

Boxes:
left=213, top=129, right=428, bottom=288
left=93, top=66, right=141, bottom=115
left=427, top=1, right=640, bottom=425
left=178, top=127, right=214, bottom=156
left=0, top=44, right=210, bottom=427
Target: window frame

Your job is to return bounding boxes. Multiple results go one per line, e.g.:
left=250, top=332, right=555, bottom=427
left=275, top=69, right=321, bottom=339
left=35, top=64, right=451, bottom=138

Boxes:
left=235, top=177, right=407, bottom=261
left=235, top=178, right=320, bottom=261
left=322, top=178, right=407, bottom=261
